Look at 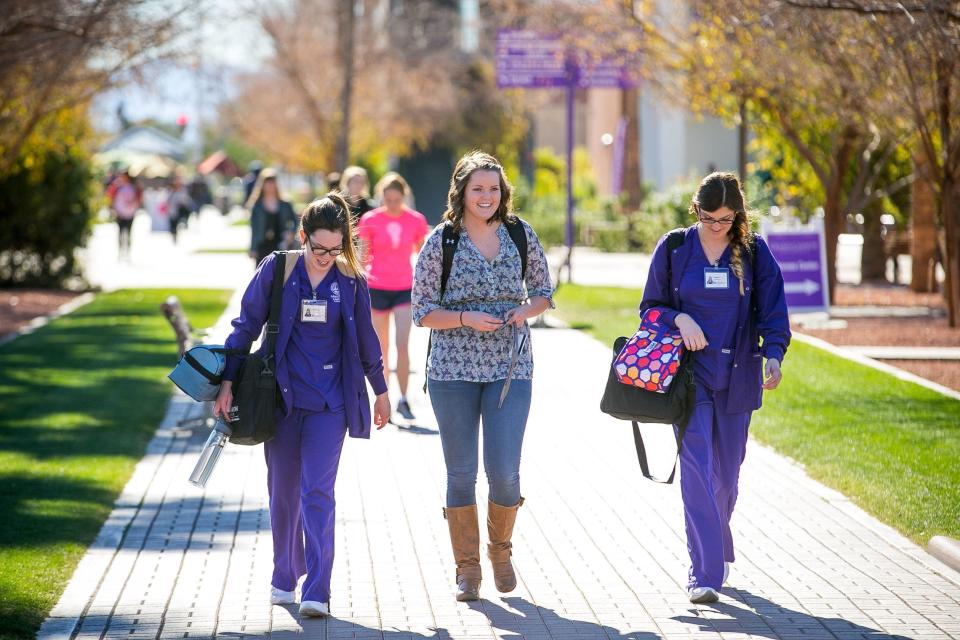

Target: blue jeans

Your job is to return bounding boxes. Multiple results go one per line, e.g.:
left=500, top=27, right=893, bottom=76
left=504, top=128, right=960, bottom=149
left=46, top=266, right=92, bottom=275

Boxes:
left=428, top=378, right=532, bottom=508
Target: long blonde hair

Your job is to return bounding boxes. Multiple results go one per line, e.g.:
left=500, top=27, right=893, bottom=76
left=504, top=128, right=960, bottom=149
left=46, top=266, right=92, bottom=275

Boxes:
left=299, top=192, right=364, bottom=278
left=245, top=168, right=281, bottom=209
left=690, top=172, right=752, bottom=296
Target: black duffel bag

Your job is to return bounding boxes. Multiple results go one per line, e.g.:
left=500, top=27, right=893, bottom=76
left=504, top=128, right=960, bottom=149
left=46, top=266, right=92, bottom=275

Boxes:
left=229, top=251, right=293, bottom=446
left=600, top=335, right=696, bottom=483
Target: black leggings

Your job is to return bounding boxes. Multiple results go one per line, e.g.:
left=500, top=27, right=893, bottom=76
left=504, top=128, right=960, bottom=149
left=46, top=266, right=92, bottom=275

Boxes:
left=117, top=218, right=133, bottom=254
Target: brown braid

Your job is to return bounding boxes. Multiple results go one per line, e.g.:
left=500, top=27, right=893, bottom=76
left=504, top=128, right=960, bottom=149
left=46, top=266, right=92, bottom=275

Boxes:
left=692, top=172, right=752, bottom=296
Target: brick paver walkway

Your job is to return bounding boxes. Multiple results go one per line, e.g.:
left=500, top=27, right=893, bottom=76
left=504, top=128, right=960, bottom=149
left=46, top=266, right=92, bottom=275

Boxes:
left=38, top=315, right=960, bottom=640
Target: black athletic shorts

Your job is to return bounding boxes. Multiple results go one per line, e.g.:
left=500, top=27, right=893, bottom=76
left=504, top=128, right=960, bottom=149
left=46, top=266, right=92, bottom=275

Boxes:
left=369, top=288, right=412, bottom=311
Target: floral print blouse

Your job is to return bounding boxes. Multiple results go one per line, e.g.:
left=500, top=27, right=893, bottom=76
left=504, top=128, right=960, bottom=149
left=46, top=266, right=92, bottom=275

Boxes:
left=412, top=219, right=555, bottom=382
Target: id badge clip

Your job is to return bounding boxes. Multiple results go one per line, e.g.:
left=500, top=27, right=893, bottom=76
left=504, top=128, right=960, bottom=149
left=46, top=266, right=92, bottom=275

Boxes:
left=301, top=299, right=328, bottom=322
left=704, top=267, right=730, bottom=290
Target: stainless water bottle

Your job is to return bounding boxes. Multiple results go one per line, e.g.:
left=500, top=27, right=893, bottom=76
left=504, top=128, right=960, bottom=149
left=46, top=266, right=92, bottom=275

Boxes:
left=188, top=416, right=234, bottom=489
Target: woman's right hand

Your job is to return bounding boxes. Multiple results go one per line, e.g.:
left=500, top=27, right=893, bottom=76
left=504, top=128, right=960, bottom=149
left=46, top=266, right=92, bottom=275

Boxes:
left=213, top=381, right=233, bottom=419
left=675, top=313, right=708, bottom=351
left=462, top=311, right=505, bottom=332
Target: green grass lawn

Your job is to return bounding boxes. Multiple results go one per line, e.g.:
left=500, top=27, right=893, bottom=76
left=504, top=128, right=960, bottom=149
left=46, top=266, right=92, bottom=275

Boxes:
left=0, top=289, right=231, bottom=640
left=552, top=284, right=960, bottom=546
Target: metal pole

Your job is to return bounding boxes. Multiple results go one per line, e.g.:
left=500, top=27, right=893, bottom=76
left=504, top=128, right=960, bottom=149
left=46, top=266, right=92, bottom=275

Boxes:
left=565, top=82, right=575, bottom=283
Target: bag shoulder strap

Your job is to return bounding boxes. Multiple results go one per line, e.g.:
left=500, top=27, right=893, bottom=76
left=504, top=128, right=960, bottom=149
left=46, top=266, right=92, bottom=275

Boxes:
left=263, top=251, right=287, bottom=363
left=439, top=224, right=460, bottom=302
left=283, top=251, right=299, bottom=285
left=505, top=218, right=529, bottom=282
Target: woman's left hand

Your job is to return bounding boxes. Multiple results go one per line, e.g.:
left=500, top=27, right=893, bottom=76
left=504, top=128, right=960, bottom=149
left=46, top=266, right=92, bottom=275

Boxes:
left=762, top=358, right=782, bottom=390
left=373, top=392, right=391, bottom=429
left=504, top=304, right=532, bottom=327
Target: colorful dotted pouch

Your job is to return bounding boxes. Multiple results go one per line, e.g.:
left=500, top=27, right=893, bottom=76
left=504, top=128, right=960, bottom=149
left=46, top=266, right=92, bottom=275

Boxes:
left=613, top=309, right=685, bottom=393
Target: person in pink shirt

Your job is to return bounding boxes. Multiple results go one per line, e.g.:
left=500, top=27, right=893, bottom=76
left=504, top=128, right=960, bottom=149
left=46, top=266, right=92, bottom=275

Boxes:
left=357, top=172, right=430, bottom=421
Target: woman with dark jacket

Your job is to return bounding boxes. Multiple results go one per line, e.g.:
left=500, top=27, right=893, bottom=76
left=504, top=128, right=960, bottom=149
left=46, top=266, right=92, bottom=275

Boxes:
left=247, top=168, right=298, bottom=264
left=639, top=172, right=790, bottom=604
left=214, top=193, right=390, bottom=618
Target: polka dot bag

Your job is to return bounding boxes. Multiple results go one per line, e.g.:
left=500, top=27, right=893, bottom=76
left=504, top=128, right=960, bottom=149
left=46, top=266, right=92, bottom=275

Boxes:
left=612, top=309, right=685, bottom=393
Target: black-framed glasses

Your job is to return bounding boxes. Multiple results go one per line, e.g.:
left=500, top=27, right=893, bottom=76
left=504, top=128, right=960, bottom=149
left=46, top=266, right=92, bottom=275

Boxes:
left=695, top=204, right=737, bottom=226
left=305, top=237, right=344, bottom=257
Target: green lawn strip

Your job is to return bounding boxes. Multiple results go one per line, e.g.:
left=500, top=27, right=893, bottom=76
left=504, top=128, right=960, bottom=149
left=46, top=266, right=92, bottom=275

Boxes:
left=193, top=247, right=248, bottom=254
left=0, top=288, right=231, bottom=640
left=552, top=284, right=960, bottom=546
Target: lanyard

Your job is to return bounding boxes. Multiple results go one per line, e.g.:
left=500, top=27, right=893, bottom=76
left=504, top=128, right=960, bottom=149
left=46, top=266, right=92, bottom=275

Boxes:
left=498, top=323, right=528, bottom=408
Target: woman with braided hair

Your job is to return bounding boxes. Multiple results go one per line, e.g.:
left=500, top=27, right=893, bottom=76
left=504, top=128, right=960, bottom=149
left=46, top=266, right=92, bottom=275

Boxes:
left=638, top=172, right=790, bottom=604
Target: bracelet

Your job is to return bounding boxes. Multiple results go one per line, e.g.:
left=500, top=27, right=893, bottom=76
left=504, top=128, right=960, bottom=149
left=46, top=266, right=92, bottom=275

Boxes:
left=459, top=311, right=465, bottom=327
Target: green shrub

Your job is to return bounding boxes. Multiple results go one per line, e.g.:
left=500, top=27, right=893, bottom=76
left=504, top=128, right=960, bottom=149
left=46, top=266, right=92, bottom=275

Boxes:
left=0, top=106, right=96, bottom=287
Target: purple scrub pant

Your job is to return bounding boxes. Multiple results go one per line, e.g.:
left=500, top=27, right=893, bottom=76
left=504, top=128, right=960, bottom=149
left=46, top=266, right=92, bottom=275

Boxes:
left=679, top=384, right=752, bottom=591
left=264, top=407, right=347, bottom=603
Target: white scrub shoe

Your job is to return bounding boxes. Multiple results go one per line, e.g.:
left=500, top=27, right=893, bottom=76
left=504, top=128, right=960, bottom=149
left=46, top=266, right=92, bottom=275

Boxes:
left=270, top=587, right=296, bottom=605
left=688, top=586, right=720, bottom=604
left=299, top=601, right=330, bottom=617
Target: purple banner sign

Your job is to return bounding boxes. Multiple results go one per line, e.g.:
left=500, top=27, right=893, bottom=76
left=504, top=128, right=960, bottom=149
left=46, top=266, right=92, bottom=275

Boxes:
left=763, top=224, right=829, bottom=313
left=496, top=30, right=568, bottom=88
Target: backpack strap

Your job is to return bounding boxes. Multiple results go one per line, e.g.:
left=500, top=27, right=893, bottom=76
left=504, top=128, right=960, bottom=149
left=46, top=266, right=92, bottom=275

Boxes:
left=283, top=251, right=299, bottom=285
left=439, top=224, right=461, bottom=302
left=505, top=218, right=529, bottom=282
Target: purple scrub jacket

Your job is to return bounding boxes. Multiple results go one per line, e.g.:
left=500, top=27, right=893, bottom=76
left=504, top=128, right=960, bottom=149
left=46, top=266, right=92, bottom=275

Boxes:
left=222, top=252, right=388, bottom=439
left=639, top=226, right=791, bottom=414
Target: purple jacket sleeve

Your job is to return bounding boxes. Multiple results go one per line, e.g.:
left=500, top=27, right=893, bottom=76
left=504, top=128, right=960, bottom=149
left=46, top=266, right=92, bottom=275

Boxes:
left=753, top=236, right=791, bottom=363
left=354, top=276, right=388, bottom=395
left=222, top=254, right=276, bottom=382
left=638, top=233, right=681, bottom=328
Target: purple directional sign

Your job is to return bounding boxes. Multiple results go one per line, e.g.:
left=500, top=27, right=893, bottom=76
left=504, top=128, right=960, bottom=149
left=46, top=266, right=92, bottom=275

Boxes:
left=496, top=30, right=568, bottom=88
left=762, top=224, right=830, bottom=313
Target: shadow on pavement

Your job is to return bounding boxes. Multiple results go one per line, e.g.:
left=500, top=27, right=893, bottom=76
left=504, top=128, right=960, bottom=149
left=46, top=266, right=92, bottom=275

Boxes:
left=471, top=596, right=660, bottom=639
left=672, top=588, right=912, bottom=639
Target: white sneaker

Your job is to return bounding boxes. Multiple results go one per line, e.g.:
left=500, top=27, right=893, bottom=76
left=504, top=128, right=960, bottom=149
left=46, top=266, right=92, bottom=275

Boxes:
left=270, top=587, right=296, bottom=605
left=299, top=600, right=330, bottom=617
left=688, top=586, right=720, bottom=604
left=723, top=562, right=730, bottom=586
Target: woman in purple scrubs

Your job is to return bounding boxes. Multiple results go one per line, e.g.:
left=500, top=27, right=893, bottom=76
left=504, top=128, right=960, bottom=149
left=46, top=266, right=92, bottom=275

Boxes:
left=214, top=193, right=391, bottom=618
left=639, top=172, right=790, bottom=604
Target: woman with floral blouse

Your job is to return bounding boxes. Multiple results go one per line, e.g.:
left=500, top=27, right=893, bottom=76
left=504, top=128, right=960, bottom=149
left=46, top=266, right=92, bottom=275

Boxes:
left=412, top=151, right=555, bottom=602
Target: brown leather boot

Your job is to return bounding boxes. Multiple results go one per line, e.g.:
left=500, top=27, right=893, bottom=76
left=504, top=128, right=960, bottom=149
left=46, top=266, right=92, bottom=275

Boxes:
left=444, top=505, right=481, bottom=601
left=487, top=497, right=523, bottom=593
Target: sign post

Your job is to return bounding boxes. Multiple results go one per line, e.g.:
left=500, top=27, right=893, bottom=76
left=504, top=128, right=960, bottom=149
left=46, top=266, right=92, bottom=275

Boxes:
left=496, top=29, right=637, bottom=283
left=761, top=218, right=830, bottom=313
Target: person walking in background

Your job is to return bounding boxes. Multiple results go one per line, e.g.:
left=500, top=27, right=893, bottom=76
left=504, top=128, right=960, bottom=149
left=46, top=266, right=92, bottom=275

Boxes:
left=638, top=172, right=790, bottom=604
left=247, top=168, right=298, bottom=265
left=166, top=176, right=195, bottom=245
left=357, top=172, right=429, bottom=421
left=412, top=151, right=555, bottom=602
left=108, top=170, right=141, bottom=259
left=214, top=193, right=391, bottom=618
left=340, top=165, right=374, bottom=219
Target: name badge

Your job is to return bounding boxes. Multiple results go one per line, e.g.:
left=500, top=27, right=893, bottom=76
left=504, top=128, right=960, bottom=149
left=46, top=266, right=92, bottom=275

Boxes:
left=704, top=267, right=730, bottom=290
left=300, top=299, right=328, bottom=323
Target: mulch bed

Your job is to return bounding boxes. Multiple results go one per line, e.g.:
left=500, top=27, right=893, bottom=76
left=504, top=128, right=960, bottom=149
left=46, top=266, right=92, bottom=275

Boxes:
left=0, top=289, right=85, bottom=338
left=796, top=284, right=960, bottom=392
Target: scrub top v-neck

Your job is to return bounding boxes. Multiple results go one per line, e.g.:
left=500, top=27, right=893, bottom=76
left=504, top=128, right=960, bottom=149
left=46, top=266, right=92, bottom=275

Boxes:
left=678, top=230, right=741, bottom=391
left=288, top=258, right=345, bottom=412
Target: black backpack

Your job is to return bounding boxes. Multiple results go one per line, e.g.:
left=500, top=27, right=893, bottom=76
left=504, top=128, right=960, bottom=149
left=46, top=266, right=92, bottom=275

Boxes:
left=422, top=219, right=528, bottom=392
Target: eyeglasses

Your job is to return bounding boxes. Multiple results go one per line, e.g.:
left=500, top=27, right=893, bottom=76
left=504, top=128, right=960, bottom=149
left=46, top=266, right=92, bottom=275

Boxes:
left=305, top=237, right=343, bottom=257
left=695, top=204, right=738, bottom=226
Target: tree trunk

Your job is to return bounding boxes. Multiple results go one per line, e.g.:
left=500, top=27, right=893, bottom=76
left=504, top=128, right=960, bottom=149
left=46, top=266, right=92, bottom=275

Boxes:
left=620, top=86, right=642, bottom=210
left=941, top=167, right=960, bottom=327
left=911, top=152, right=938, bottom=292
left=335, top=0, right=356, bottom=170
left=823, top=182, right=844, bottom=303
left=860, top=199, right=887, bottom=282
